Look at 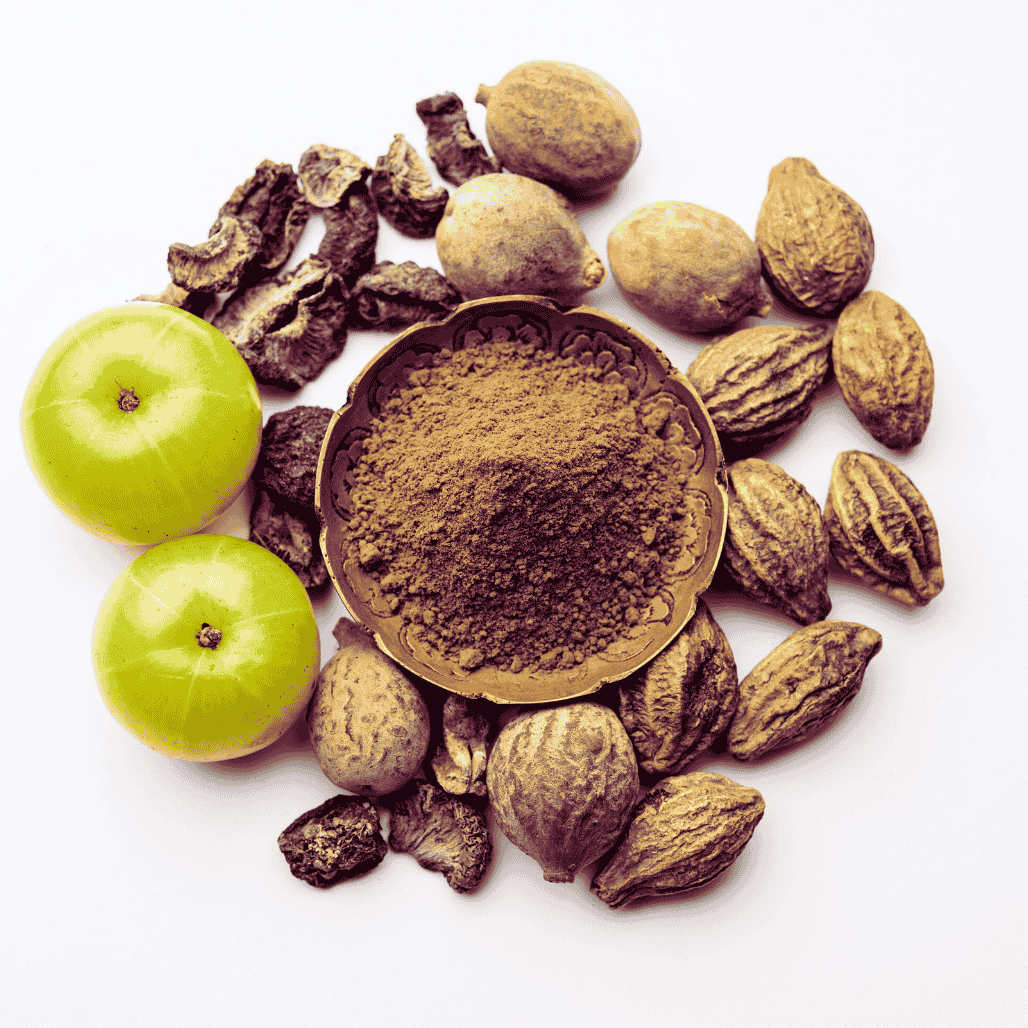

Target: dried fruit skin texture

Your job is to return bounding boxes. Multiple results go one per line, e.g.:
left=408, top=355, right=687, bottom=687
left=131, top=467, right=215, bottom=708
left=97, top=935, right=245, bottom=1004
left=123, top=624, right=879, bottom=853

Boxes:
left=486, top=703, right=640, bottom=883
left=756, top=157, right=874, bottom=315
left=832, top=290, right=934, bottom=449
left=591, top=772, right=764, bottom=908
left=824, top=450, right=944, bottom=606
left=431, top=694, right=492, bottom=797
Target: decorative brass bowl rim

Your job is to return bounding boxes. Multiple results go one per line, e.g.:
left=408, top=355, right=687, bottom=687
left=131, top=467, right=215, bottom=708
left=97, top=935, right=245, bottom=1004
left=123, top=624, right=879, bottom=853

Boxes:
left=315, top=295, right=727, bottom=704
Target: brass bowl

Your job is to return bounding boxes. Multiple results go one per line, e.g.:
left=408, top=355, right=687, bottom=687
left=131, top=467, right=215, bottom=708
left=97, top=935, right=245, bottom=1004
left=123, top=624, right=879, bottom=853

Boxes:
left=315, top=296, right=727, bottom=704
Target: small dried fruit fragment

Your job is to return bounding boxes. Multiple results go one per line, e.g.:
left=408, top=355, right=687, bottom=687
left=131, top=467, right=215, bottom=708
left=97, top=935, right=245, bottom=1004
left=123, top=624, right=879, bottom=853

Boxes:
left=591, top=772, right=765, bottom=909
left=756, top=157, right=874, bottom=315
left=370, top=134, right=449, bottom=238
left=256, top=405, right=335, bottom=509
left=349, top=261, right=462, bottom=330
left=431, top=694, right=492, bottom=797
left=824, top=450, right=944, bottom=606
left=167, top=215, right=263, bottom=293
left=618, top=599, right=739, bottom=775
left=250, top=489, right=328, bottom=591
left=278, top=794, right=387, bottom=888
left=728, top=620, right=883, bottom=760
left=387, top=780, right=492, bottom=893
left=317, top=184, right=378, bottom=289
left=298, top=145, right=370, bottom=208
left=722, top=458, right=832, bottom=625
left=832, top=290, right=934, bottom=449
left=416, top=91, right=501, bottom=185
left=132, top=282, right=216, bottom=319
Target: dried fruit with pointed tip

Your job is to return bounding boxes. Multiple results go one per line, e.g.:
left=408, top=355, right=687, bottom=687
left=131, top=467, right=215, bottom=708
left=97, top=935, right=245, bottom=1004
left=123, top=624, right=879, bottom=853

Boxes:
left=722, top=458, right=832, bottom=624
left=370, top=134, right=449, bottom=238
left=431, top=694, right=492, bottom=797
left=618, top=599, right=739, bottom=775
left=833, top=290, right=934, bottom=449
left=728, top=620, right=882, bottom=760
left=168, top=215, right=263, bottom=294
left=824, top=450, right=944, bottom=606
left=591, top=772, right=765, bottom=908
left=756, top=157, right=874, bottom=315
left=415, top=92, right=501, bottom=185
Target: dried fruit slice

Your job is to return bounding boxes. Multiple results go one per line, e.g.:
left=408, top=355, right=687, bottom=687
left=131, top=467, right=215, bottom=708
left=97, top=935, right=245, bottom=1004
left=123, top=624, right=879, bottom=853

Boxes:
left=370, top=134, right=449, bottom=238
left=349, top=261, right=462, bottom=330
left=168, top=215, right=263, bottom=294
left=431, top=694, right=492, bottom=797
left=415, top=91, right=501, bottom=185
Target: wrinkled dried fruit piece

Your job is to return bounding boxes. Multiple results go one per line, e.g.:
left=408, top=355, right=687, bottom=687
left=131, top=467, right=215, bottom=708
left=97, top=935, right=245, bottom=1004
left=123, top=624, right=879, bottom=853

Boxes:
left=317, top=186, right=378, bottom=289
left=256, top=405, right=335, bottom=508
left=168, top=215, right=263, bottom=293
left=416, top=92, right=501, bottom=185
left=833, top=290, right=934, bottom=449
left=431, top=694, right=492, bottom=797
left=349, top=261, right=462, bottom=330
left=824, top=450, right=943, bottom=606
left=132, top=282, right=217, bottom=319
left=370, top=134, right=449, bottom=238
left=387, top=780, right=492, bottom=893
left=687, top=322, right=833, bottom=450
left=728, top=620, right=882, bottom=760
left=722, top=458, right=832, bottom=625
left=250, top=489, right=328, bottom=591
left=591, top=772, right=765, bottom=909
left=298, top=145, right=370, bottom=208
left=618, top=599, right=739, bottom=775
left=756, top=157, right=874, bottom=315
left=278, top=794, right=387, bottom=888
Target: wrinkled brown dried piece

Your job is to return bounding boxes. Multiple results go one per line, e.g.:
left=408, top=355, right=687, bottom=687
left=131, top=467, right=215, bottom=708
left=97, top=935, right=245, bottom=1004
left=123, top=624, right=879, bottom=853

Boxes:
left=298, top=145, right=371, bottom=208
left=824, top=450, right=943, bottom=606
left=256, top=405, right=335, bottom=508
left=370, top=134, right=449, bottom=238
left=387, top=780, right=492, bottom=893
left=618, top=599, right=739, bottom=776
left=250, top=488, right=328, bottom=591
left=132, top=282, right=216, bottom=319
left=349, top=261, right=462, bottom=330
left=168, top=215, right=262, bottom=293
left=430, top=694, right=492, bottom=797
left=278, top=794, right=387, bottom=888
left=416, top=92, right=501, bottom=185
left=317, top=187, right=378, bottom=289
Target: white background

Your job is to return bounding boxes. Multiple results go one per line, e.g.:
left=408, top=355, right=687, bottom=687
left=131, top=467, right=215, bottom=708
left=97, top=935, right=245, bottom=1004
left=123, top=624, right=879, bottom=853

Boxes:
left=3, top=2, right=1026, bottom=1025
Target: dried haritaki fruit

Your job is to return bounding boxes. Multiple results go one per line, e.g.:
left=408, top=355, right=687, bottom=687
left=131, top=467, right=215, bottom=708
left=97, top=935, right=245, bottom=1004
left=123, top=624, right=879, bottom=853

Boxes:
left=686, top=322, right=833, bottom=450
left=832, top=290, right=934, bottom=449
left=591, top=772, right=765, bottom=909
left=370, top=134, right=449, bottom=238
left=250, top=488, right=328, bottom=591
left=298, top=145, right=370, bottom=208
left=607, top=201, right=772, bottom=334
left=307, top=619, right=431, bottom=797
left=132, top=282, right=216, bottom=319
left=618, top=599, right=739, bottom=776
left=756, top=157, right=874, bottom=316
left=317, top=183, right=378, bottom=289
left=387, top=780, right=492, bottom=894
left=415, top=91, right=501, bottom=186
left=486, top=702, right=639, bottom=884
left=255, top=405, right=335, bottom=509
left=277, top=794, right=387, bottom=888
left=824, top=450, right=944, bottom=606
left=475, top=60, right=641, bottom=201
left=435, top=173, right=605, bottom=301
left=431, top=694, right=492, bottom=797
left=722, top=458, right=832, bottom=625
left=728, top=620, right=883, bottom=760
left=349, top=260, right=462, bottom=330
left=167, top=215, right=263, bottom=294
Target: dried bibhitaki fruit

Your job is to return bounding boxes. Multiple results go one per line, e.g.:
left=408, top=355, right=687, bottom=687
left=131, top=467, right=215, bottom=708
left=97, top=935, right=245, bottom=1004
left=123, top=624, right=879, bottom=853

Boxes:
left=722, top=458, right=832, bottom=625
left=387, top=780, right=492, bottom=894
left=256, top=406, right=335, bottom=509
left=167, top=215, right=263, bottom=294
left=349, top=261, right=462, bottom=330
left=415, top=91, right=501, bottom=185
left=687, top=323, right=833, bottom=450
left=618, top=599, right=739, bottom=776
left=277, top=794, right=387, bottom=888
left=214, top=257, right=348, bottom=389
left=370, top=134, right=449, bottom=238
left=728, top=620, right=883, bottom=761
left=250, top=489, right=328, bottom=591
left=832, top=290, right=934, bottom=449
left=756, top=157, right=874, bottom=316
left=298, top=145, right=370, bottom=208
left=824, top=450, right=944, bottom=606
left=318, top=186, right=378, bottom=289
left=591, top=772, right=765, bottom=909
left=431, top=694, right=492, bottom=798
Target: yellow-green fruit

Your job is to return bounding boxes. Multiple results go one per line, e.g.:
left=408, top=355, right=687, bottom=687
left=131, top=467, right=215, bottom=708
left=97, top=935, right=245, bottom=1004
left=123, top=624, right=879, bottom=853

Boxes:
left=608, top=201, right=772, bottom=334
left=435, top=173, right=605, bottom=301
left=476, top=60, right=641, bottom=200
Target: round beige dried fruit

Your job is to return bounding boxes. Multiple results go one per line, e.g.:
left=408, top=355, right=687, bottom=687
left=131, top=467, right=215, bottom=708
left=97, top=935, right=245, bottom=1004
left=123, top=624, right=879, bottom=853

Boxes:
left=486, top=702, right=640, bottom=883
left=607, top=201, right=772, bottom=334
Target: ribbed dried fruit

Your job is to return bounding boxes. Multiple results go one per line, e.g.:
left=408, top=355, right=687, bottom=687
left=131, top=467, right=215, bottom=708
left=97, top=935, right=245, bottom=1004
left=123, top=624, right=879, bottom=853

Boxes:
left=618, top=599, right=739, bottom=775
left=728, top=620, right=882, bottom=761
left=431, top=694, right=492, bottom=798
left=249, top=488, right=328, bottom=591
left=167, top=215, right=263, bottom=294
left=370, top=134, right=449, bottom=238
left=349, top=261, right=462, bottom=330
left=833, top=290, right=934, bottom=449
left=722, top=458, right=832, bottom=624
left=415, top=92, right=501, bottom=186
left=298, top=145, right=369, bottom=208
left=486, top=703, right=640, bottom=884
left=824, top=450, right=944, bottom=606
left=756, top=157, right=874, bottom=315
left=687, top=322, right=833, bottom=450
left=591, top=772, right=765, bottom=909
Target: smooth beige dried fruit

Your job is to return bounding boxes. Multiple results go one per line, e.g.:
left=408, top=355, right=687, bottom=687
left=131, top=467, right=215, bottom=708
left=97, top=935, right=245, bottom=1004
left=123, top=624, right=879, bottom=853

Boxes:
left=728, top=620, right=882, bottom=761
left=722, top=458, right=832, bottom=625
left=618, top=599, right=739, bottom=775
left=824, top=450, right=944, bottom=606
left=833, top=290, right=934, bottom=449
left=756, top=157, right=874, bottom=315
left=591, top=772, right=765, bottom=909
